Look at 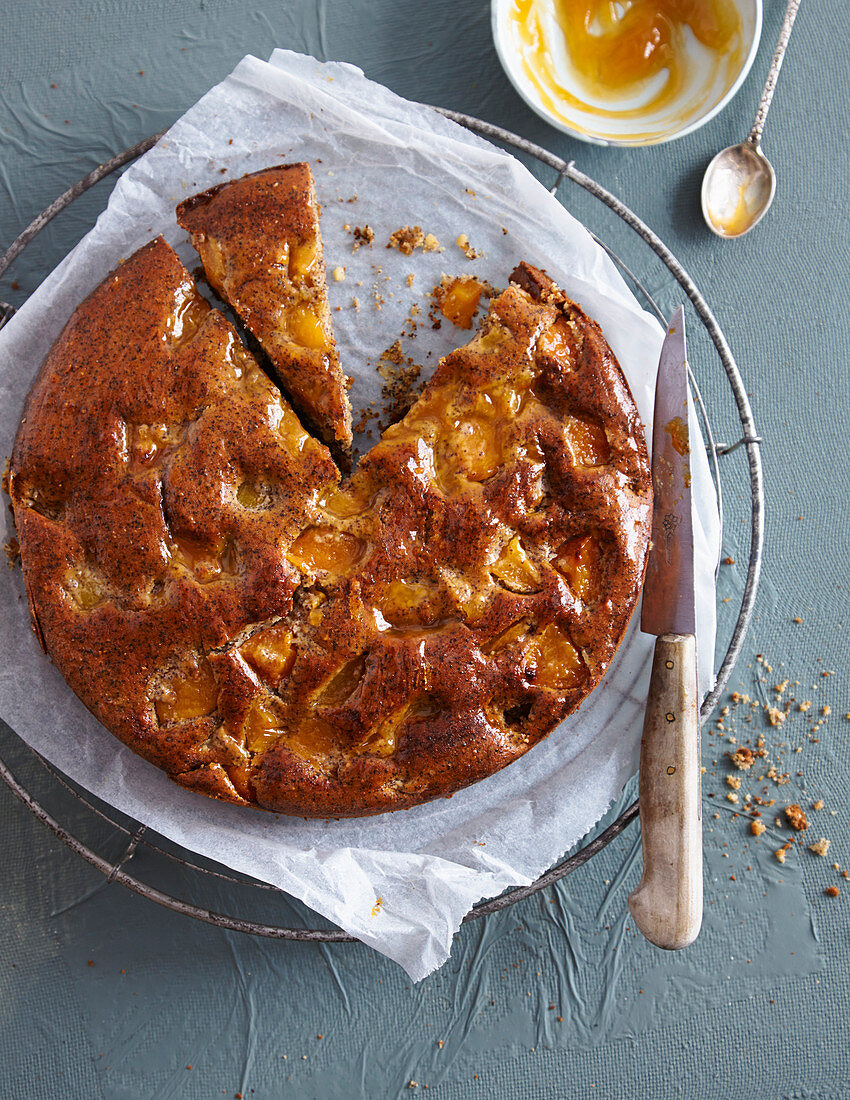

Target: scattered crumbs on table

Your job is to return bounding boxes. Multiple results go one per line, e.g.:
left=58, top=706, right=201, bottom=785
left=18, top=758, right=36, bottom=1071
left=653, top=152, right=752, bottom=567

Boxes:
left=705, top=652, right=843, bottom=900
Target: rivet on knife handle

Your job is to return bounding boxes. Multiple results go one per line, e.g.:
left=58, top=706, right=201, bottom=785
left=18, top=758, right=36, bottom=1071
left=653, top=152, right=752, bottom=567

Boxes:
left=628, top=633, right=702, bottom=949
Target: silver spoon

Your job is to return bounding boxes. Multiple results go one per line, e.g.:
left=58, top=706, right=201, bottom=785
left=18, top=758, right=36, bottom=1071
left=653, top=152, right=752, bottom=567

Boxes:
left=701, top=0, right=801, bottom=239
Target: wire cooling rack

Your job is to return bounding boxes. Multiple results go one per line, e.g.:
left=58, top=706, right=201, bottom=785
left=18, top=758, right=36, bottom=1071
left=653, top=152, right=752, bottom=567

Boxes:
left=0, top=110, right=763, bottom=942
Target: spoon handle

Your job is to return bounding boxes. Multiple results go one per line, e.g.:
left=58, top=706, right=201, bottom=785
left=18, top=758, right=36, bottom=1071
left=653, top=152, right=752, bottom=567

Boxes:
left=749, top=0, right=802, bottom=147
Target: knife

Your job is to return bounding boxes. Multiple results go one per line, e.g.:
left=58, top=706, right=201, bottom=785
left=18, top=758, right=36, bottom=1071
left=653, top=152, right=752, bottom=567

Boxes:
left=627, top=305, right=702, bottom=950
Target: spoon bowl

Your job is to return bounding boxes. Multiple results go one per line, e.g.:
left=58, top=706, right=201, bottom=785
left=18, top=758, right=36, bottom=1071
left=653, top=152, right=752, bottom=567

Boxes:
left=701, top=0, right=800, bottom=238
left=701, top=140, right=776, bottom=238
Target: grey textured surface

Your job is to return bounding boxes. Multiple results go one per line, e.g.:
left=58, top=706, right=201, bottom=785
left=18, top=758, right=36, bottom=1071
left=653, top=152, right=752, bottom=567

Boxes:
left=1, top=1, right=849, bottom=1097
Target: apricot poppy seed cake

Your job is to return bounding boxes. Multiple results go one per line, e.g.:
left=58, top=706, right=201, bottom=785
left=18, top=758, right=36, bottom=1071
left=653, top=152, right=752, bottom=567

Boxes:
left=8, top=173, right=652, bottom=817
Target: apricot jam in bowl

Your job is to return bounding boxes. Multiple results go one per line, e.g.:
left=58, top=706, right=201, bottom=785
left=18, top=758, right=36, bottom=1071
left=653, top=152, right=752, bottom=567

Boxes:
left=492, top=0, right=762, bottom=146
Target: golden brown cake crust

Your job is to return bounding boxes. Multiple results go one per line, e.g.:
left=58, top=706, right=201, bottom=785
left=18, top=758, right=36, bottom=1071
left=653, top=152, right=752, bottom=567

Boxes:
left=10, top=237, right=651, bottom=818
left=176, top=164, right=352, bottom=455
left=9, top=237, right=339, bottom=798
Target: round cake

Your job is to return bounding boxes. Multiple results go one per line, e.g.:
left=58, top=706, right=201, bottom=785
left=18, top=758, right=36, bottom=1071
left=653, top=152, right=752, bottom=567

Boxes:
left=8, top=178, right=652, bottom=817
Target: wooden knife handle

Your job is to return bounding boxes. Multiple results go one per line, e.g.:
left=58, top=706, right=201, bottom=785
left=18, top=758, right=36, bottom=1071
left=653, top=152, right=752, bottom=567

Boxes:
left=628, top=633, right=703, bottom=950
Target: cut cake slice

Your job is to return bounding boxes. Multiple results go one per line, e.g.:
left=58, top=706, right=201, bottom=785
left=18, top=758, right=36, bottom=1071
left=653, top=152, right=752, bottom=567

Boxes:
left=177, top=164, right=352, bottom=455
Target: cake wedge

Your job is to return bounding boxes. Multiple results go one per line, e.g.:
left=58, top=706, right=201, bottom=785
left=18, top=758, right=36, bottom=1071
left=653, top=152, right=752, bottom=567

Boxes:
left=177, top=164, right=352, bottom=455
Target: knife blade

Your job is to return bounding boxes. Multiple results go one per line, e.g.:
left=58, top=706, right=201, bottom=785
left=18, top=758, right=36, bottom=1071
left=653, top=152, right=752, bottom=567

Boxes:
left=628, top=306, right=703, bottom=951
left=641, top=305, right=695, bottom=637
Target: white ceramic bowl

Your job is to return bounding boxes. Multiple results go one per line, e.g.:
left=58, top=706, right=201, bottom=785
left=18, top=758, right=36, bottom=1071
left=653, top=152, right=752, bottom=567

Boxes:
left=492, top=0, right=762, bottom=147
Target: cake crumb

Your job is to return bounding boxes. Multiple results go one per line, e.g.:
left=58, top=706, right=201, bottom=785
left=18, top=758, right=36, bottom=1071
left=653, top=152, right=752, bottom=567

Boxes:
left=371, top=896, right=384, bottom=917
left=726, top=775, right=741, bottom=789
left=351, top=225, right=375, bottom=251
left=824, top=886, right=840, bottom=898
left=766, top=705, right=786, bottom=727
left=332, top=266, right=346, bottom=281
left=388, top=225, right=423, bottom=254
left=812, top=799, right=825, bottom=810
left=808, top=838, right=830, bottom=857
left=784, top=804, right=809, bottom=831
left=751, top=819, right=766, bottom=837
left=455, top=233, right=481, bottom=260
left=730, top=746, right=754, bottom=769
left=775, top=844, right=791, bottom=863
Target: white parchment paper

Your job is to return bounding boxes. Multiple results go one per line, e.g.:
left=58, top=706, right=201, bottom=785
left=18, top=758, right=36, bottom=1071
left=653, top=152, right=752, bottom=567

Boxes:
left=0, top=51, right=720, bottom=981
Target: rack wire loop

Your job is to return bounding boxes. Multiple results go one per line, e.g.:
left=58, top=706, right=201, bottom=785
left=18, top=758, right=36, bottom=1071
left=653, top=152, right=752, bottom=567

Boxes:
left=0, top=111, right=763, bottom=942
left=715, top=435, right=764, bottom=456
left=106, top=824, right=147, bottom=883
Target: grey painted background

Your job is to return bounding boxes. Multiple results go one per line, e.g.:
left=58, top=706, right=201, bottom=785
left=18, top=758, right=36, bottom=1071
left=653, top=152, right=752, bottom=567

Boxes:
left=1, top=1, right=848, bottom=1097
